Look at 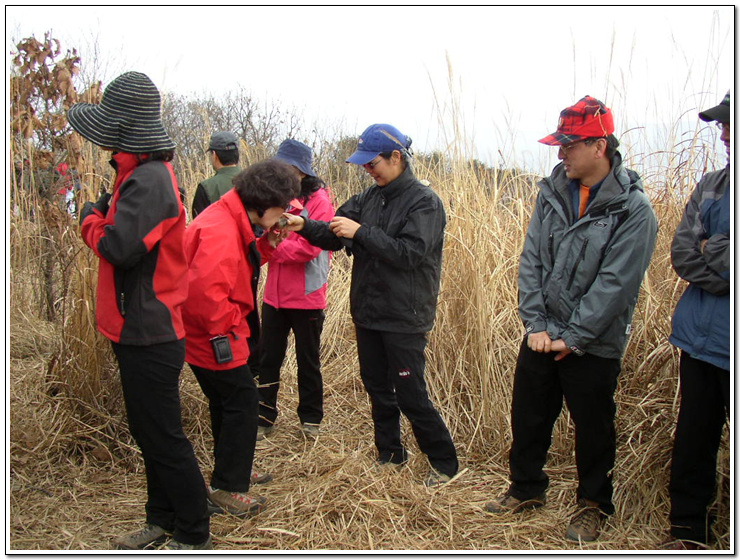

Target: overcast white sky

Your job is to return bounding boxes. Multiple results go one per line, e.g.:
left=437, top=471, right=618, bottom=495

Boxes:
left=6, top=5, right=734, bottom=173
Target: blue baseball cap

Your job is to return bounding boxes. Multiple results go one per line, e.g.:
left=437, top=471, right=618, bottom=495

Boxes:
left=275, top=139, right=316, bottom=177
left=346, top=123, right=412, bottom=165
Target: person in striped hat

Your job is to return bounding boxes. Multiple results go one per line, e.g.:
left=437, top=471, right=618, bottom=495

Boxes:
left=68, top=71, right=212, bottom=550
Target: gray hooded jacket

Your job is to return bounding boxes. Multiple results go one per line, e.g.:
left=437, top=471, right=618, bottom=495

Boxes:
left=518, top=152, right=658, bottom=359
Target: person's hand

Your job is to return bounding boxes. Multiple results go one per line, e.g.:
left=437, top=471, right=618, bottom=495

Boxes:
left=266, top=227, right=289, bottom=248
left=93, top=191, right=111, bottom=216
left=550, top=339, right=572, bottom=361
left=329, top=216, right=361, bottom=239
left=527, top=331, right=552, bottom=353
left=79, top=202, right=95, bottom=225
left=282, top=213, right=305, bottom=232
left=79, top=192, right=111, bottom=225
left=700, top=238, right=708, bottom=253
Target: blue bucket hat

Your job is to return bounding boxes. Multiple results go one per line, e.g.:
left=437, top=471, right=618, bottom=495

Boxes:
left=346, top=123, right=412, bottom=165
left=274, top=139, right=316, bottom=177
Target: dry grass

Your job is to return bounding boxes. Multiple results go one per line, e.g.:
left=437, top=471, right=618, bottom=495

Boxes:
left=8, top=129, right=730, bottom=551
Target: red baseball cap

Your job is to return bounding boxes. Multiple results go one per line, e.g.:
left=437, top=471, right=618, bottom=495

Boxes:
left=539, top=96, right=615, bottom=146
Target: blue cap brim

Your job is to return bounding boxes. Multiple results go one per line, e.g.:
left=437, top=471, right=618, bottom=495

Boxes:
left=346, top=150, right=380, bottom=165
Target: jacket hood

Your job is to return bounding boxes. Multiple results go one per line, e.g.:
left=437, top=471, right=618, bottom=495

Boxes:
left=218, top=189, right=257, bottom=254
left=545, top=151, right=643, bottom=213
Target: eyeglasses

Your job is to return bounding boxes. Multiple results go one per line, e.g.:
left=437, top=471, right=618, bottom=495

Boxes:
left=559, top=138, right=600, bottom=153
left=715, top=122, right=730, bottom=131
left=363, top=157, right=383, bottom=170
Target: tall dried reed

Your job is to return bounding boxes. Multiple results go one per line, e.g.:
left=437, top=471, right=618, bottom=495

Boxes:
left=9, top=94, right=729, bottom=550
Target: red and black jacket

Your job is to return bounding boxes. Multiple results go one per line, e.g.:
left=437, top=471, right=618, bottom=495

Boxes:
left=81, top=154, right=188, bottom=345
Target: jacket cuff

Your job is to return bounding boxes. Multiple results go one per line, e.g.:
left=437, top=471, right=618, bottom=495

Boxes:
left=561, top=332, right=585, bottom=356
left=524, top=321, right=548, bottom=335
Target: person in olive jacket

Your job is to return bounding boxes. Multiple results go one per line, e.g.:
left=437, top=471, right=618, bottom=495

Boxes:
left=485, top=97, right=657, bottom=544
left=191, top=131, right=242, bottom=219
left=283, top=124, right=458, bottom=487
left=663, top=91, right=731, bottom=550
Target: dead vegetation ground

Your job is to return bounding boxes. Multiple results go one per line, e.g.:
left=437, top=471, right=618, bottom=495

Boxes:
left=8, top=310, right=730, bottom=552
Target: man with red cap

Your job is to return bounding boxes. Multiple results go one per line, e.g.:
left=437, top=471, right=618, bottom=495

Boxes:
left=484, top=96, right=657, bottom=542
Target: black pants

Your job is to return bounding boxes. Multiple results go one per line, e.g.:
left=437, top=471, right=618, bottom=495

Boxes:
left=669, top=351, right=730, bottom=543
left=258, top=303, right=325, bottom=426
left=189, top=363, right=259, bottom=493
left=508, top=339, right=620, bottom=514
left=112, top=340, right=209, bottom=545
left=355, top=326, right=458, bottom=477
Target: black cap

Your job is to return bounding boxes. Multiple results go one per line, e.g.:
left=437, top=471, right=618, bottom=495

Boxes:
left=699, top=91, right=730, bottom=124
left=208, top=131, right=239, bottom=151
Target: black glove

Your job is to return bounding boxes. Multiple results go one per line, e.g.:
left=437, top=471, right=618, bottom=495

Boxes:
left=79, top=192, right=111, bottom=226
left=93, top=192, right=112, bottom=216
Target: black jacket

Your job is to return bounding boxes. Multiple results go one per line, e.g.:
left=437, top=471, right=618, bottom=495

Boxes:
left=300, top=166, right=446, bottom=333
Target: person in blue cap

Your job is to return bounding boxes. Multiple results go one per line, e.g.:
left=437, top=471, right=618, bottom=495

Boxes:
left=663, top=91, right=731, bottom=550
left=256, top=139, right=335, bottom=439
left=283, top=124, right=458, bottom=487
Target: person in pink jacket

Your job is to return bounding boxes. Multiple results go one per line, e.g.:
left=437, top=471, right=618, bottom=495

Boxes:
left=257, top=140, right=335, bottom=439
left=182, top=159, right=299, bottom=518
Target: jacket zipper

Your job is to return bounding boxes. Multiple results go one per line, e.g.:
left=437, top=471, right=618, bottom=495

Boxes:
left=567, top=238, right=589, bottom=290
left=548, top=233, right=554, bottom=265
left=119, top=293, right=126, bottom=316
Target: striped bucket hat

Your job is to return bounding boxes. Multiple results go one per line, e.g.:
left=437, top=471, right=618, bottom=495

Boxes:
left=67, top=71, right=175, bottom=153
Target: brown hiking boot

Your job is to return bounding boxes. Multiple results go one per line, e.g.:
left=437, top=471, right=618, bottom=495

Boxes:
left=566, top=498, right=605, bottom=542
left=208, top=488, right=266, bottom=518
left=112, top=524, right=167, bottom=549
left=165, top=535, right=213, bottom=550
left=485, top=491, right=546, bottom=514
left=662, top=539, right=706, bottom=550
left=250, top=469, right=273, bottom=485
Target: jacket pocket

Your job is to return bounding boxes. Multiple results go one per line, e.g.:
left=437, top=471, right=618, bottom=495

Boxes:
left=114, top=269, right=127, bottom=316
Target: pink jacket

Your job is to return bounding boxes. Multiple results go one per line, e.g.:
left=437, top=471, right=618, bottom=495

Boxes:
left=264, top=188, right=334, bottom=310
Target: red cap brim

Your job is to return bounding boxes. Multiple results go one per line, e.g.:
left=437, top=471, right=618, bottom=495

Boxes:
left=287, top=198, right=303, bottom=211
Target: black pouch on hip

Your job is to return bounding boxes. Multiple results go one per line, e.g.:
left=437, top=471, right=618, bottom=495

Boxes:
left=210, top=335, right=233, bottom=364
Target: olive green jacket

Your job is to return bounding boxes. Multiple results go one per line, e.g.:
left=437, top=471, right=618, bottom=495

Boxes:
left=191, top=165, right=242, bottom=219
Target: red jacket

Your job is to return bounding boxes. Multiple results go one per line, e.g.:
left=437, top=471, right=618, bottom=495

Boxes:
left=263, top=188, right=334, bottom=310
left=81, top=157, right=187, bottom=345
left=182, top=189, right=274, bottom=369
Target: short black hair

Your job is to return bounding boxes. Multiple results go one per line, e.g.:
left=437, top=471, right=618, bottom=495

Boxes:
left=378, top=149, right=412, bottom=171
left=234, top=159, right=300, bottom=217
left=584, top=135, right=619, bottom=160
left=213, top=148, right=239, bottom=166
left=141, top=149, right=175, bottom=162
left=604, top=134, right=619, bottom=159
